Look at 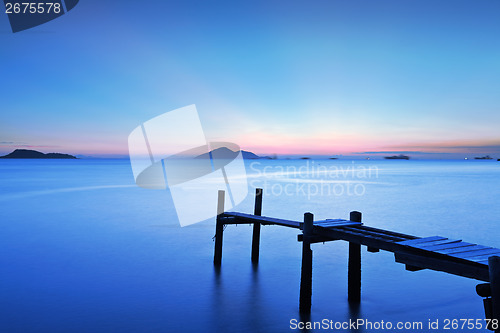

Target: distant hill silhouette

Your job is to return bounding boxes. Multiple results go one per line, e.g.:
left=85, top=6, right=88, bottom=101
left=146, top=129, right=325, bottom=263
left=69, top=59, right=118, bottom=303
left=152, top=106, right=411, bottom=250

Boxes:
left=242, top=150, right=260, bottom=159
left=0, top=149, right=77, bottom=159
left=195, top=147, right=261, bottom=160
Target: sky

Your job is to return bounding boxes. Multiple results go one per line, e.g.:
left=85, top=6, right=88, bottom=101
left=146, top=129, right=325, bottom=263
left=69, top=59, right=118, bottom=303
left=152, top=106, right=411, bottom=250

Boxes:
left=1, top=0, right=499, bottom=159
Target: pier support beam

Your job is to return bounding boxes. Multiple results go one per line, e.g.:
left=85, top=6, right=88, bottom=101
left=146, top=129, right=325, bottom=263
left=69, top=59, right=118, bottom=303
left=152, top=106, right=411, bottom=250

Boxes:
left=251, top=188, right=263, bottom=263
left=489, top=256, right=500, bottom=332
left=213, top=190, right=225, bottom=266
left=348, top=211, right=362, bottom=303
left=299, top=212, right=314, bottom=313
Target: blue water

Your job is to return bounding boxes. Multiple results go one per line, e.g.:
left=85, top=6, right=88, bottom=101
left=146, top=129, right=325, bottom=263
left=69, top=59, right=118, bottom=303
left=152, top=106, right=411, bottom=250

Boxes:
left=1, top=159, right=499, bottom=332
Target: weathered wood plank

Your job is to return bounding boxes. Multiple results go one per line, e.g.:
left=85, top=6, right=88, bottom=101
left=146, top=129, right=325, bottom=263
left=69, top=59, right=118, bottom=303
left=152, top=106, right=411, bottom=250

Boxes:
left=337, top=227, right=408, bottom=242
left=417, top=242, right=476, bottom=251
left=224, top=212, right=302, bottom=228
left=417, top=239, right=462, bottom=248
left=316, top=227, right=414, bottom=253
left=331, top=227, right=400, bottom=242
left=325, top=220, right=355, bottom=224
left=448, top=249, right=499, bottom=259
left=437, top=244, right=489, bottom=254
left=314, top=219, right=346, bottom=224
left=351, top=225, right=418, bottom=240
left=367, top=246, right=380, bottom=253
left=320, top=221, right=363, bottom=227
left=297, top=234, right=338, bottom=243
left=406, top=264, right=425, bottom=271
left=454, top=253, right=500, bottom=263
left=394, top=252, right=489, bottom=281
left=477, top=283, right=492, bottom=297
left=463, top=250, right=500, bottom=259
left=398, top=236, right=447, bottom=245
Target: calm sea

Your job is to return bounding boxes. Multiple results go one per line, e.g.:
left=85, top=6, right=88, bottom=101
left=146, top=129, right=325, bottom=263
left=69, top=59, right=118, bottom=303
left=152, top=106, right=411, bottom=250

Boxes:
left=1, top=159, right=499, bottom=333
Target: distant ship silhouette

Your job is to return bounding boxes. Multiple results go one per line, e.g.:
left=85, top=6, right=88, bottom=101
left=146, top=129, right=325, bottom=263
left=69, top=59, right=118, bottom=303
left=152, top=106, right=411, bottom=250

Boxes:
left=384, top=154, right=410, bottom=160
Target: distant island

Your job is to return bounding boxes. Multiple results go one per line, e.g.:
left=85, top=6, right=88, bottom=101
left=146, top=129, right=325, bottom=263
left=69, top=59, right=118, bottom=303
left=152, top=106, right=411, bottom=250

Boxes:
left=195, top=147, right=262, bottom=160
left=0, top=149, right=77, bottom=159
left=474, top=155, right=493, bottom=160
left=384, top=154, right=410, bottom=160
left=241, top=150, right=261, bottom=159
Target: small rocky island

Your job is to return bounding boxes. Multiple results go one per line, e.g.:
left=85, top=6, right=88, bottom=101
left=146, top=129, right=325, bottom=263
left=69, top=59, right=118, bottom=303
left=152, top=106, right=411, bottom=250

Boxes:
left=195, top=147, right=261, bottom=159
left=0, top=149, right=77, bottom=159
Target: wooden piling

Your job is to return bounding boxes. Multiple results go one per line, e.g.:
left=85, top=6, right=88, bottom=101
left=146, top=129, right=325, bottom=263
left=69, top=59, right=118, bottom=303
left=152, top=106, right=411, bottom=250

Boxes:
left=299, top=212, right=314, bottom=313
left=348, top=211, right=362, bottom=303
left=489, top=256, right=500, bottom=331
left=251, top=188, right=263, bottom=263
left=213, top=190, right=225, bottom=266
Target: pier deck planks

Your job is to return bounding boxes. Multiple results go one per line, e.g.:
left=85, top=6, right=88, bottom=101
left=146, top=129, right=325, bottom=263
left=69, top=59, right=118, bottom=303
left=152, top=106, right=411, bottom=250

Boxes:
left=222, top=212, right=499, bottom=282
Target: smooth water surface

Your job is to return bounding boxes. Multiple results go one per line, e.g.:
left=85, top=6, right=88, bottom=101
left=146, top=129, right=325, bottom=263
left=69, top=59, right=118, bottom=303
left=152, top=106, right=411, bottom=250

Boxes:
left=1, top=159, right=499, bottom=332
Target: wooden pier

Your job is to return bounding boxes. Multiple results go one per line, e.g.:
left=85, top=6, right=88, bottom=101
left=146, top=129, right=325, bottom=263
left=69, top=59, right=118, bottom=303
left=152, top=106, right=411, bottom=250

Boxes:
left=213, top=188, right=500, bottom=330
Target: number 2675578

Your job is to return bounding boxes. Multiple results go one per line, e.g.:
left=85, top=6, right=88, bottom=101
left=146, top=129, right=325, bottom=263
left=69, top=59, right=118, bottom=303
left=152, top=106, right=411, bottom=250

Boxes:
left=5, top=2, right=62, bottom=14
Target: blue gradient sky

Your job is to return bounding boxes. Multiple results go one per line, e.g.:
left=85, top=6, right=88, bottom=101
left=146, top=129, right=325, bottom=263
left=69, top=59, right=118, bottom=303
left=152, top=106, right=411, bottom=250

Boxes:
left=1, top=0, right=499, bottom=158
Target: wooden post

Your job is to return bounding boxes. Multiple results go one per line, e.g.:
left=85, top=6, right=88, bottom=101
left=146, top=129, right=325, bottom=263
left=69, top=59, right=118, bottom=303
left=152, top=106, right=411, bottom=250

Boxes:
left=489, top=256, right=500, bottom=331
left=299, top=212, right=314, bottom=313
left=213, top=190, right=225, bottom=266
left=251, top=188, right=263, bottom=263
left=348, top=211, right=362, bottom=303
